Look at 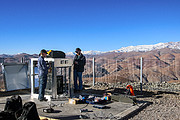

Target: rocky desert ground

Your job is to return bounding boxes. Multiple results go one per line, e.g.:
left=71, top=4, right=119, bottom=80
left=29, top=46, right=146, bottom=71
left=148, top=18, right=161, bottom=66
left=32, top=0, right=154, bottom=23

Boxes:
left=131, top=93, right=180, bottom=120
left=91, top=81, right=180, bottom=120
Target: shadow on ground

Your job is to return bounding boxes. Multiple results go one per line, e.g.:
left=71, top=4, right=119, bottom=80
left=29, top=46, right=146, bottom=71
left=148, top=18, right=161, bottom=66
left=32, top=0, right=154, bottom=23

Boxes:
left=0, top=89, right=30, bottom=97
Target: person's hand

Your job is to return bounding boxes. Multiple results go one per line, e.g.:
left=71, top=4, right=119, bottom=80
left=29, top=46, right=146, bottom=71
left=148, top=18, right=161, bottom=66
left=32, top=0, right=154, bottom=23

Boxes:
left=75, top=61, right=78, bottom=65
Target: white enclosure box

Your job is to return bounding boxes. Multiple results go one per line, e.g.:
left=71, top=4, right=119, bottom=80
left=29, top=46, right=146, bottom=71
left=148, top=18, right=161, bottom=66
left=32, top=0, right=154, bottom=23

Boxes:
left=30, top=58, right=74, bottom=100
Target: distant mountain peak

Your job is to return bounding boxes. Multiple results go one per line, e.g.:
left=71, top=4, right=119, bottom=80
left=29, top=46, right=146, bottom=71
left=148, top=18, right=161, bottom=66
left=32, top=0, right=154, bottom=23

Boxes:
left=66, top=41, right=180, bottom=55
left=112, top=41, right=180, bottom=53
left=66, top=50, right=104, bottom=55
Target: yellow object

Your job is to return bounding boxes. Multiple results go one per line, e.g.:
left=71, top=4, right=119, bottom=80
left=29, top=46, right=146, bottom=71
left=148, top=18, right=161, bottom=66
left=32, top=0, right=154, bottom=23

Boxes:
left=68, top=98, right=80, bottom=104
left=39, top=116, right=60, bottom=120
left=47, top=50, right=52, bottom=55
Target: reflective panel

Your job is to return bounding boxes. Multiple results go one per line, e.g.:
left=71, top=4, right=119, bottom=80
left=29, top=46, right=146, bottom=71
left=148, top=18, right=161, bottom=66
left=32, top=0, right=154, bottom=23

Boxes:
left=4, top=63, right=30, bottom=91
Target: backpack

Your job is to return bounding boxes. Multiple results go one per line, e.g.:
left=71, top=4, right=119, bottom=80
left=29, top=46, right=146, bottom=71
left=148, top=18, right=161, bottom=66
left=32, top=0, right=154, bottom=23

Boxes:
left=0, top=95, right=22, bottom=120
left=4, top=95, right=23, bottom=112
left=0, top=111, right=16, bottom=120
left=16, top=102, right=40, bottom=120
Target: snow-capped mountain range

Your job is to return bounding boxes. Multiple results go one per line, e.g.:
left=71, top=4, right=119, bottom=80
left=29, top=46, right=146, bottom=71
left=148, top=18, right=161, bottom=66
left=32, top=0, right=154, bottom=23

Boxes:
left=66, top=42, right=180, bottom=55
left=66, top=50, right=104, bottom=56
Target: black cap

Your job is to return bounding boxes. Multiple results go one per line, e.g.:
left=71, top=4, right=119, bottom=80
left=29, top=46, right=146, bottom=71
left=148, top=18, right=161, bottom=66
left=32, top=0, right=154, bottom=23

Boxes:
left=76, top=48, right=81, bottom=51
left=40, top=49, right=47, bottom=54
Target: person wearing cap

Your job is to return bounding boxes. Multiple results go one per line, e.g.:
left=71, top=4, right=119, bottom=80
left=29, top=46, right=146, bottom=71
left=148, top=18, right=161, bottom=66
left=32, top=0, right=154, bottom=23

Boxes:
left=73, top=48, right=86, bottom=92
left=38, top=49, right=48, bottom=101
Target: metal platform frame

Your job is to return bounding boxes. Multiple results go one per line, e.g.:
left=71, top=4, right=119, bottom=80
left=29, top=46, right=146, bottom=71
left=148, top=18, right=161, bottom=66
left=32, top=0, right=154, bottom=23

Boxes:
left=30, top=58, right=74, bottom=100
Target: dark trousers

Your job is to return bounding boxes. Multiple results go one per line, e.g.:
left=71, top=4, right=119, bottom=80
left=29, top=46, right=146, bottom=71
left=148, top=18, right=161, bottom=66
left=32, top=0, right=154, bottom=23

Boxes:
left=74, top=70, right=83, bottom=90
left=38, top=75, right=47, bottom=100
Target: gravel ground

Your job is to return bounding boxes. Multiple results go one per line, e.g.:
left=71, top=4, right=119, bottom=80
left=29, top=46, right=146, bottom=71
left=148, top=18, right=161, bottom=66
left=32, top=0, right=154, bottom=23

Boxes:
left=130, top=93, right=180, bottom=120
left=87, top=82, right=180, bottom=120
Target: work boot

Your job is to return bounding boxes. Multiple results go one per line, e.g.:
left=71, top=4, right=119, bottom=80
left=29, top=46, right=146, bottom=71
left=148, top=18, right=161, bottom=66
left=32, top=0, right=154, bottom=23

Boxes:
left=39, top=97, right=48, bottom=102
left=74, top=89, right=78, bottom=93
left=74, top=89, right=82, bottom=93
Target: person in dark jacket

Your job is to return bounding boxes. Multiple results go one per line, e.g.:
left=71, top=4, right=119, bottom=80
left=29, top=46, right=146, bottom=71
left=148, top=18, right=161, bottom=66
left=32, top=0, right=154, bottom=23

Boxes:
left=38, top=49, right=48, bottom=101
left=74, top=48, right=86, bottom=91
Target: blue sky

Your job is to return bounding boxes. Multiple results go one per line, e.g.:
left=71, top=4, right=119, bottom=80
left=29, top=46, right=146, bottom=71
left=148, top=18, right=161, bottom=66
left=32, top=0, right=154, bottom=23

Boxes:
left=0, top=0, right=180, bottom=54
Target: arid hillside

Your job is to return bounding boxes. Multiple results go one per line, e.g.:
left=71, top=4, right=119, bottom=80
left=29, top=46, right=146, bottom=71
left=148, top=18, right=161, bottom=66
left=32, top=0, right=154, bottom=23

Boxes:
left=81, top=48, right=180, bottom=83
left=0, top=48, right=180, bottom=84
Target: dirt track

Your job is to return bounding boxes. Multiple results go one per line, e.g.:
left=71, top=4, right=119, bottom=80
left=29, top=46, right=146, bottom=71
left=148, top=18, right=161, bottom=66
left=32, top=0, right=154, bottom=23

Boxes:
left=131, top=93, right=180, bottom=120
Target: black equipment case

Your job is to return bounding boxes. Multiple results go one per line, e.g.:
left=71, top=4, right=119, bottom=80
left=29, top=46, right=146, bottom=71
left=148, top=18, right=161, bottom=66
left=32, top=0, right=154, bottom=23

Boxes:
left=47, top=50, right=66, bottom=58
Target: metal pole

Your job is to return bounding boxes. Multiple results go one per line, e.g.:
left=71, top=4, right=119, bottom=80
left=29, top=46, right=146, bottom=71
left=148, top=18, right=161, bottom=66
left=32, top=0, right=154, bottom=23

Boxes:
left=1, top=59, right=6, bottom=90
left=71, top=65, right=74, bottom=97
left=105, top=60, right=107, bottom=83
left=60, top=68, right=62, bottom=75
left=101, top=63, right=103, bottom=82
left=52, top=62, right=57, bottom=99
left=2, top=58, right=4, bottom=64
left=140, top=57, right=143, bottom=93
left=93, top=57, right=95, bottom=86
left=68, top=67, right=71, bottom=97
left=174, top=58, right=177, bottom=81
left=160, top=60, right=162, bottom=83
left=64, top=68, right=67, bottom=93
left=30, top=59, right=35, bottom=97
left=21, top=57, right=24, bottom=63
left=107, top=59, right=109, bottom=83
left=116, top=60, right=117, bottom=82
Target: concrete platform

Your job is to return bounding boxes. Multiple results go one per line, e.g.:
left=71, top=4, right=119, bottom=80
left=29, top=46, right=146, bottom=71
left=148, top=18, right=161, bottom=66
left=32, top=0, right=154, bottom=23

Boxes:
left=0, top=94, right=149, bottom=120
left=0, top=89, right=150, bottom=120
